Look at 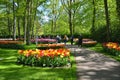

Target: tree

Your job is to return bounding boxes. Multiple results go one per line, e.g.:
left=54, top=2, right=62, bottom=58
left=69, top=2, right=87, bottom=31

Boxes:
left=104, top=0, right=110, bottom=41
left=26, top=0, right=31, bottom=45
left=61, top=0, right=73, bottom=36
left=17, top=0, right=21, bottom=39
left=61, top=0, right=80, bottom=35
left=91, top=0, right=96, bottom=33
left=13, top=0, right=17, bottom=40
left=6, top=0, right=12, bottom=37
left=51, top=0, right=61, bottom=33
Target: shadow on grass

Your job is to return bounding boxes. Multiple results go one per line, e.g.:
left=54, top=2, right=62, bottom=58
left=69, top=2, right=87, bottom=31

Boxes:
left=0, top=44, right=25, bottom=50
left=0, top=49, right=76, bottom=80
left=0, top=44, right=37, bottom=50
left=0, top=66, right=76, bottom=80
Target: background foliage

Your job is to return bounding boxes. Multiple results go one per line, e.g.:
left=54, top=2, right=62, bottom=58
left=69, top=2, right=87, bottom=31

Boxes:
left=0, top=0, right=120, bottom=43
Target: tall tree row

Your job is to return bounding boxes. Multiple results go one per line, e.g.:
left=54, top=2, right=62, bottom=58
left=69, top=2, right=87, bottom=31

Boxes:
left=0, top=0, right=45, bottom=45
left=25, top=0, right=46, bottom=45
left=0, top=0, right=120, bottom=43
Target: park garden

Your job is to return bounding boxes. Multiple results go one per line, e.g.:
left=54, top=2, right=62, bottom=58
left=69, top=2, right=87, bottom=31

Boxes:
left=0, top=0, right=120, bottom=80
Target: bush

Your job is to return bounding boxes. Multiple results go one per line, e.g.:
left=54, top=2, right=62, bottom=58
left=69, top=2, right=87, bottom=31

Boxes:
left=91, top=25, right=107, bottom=42
left=91, top=24, right=120, bottom=43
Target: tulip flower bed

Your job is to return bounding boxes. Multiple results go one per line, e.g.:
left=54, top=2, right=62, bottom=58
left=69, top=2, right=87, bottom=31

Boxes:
left=37, top=43, right=65, bottom=49
left=17, top=48, right=70, bottom=67
left=0, top=40, right=23, bottom=44
left=102, top=42, right=120, bottom=56
left=31, top=38, right=57, bottom=44
left=75, top=38, right=97, bottom=47
left=0, top=40, right=24, bottom=49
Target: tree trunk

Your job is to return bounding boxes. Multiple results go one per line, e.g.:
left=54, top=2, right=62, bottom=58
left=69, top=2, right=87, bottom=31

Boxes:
left=72, top=12, right=75, bottom=34
left=33, top=0, right=39, bottom=38
left=17, top=0, right=21, bottom=39
left=31, top=0, right=34, bottom=39
left=104, top=0, right=110, bottom=41
left=23, top=0, right=27, bottom=44
left=54, top=19, right=57, bottom=32
left=51, top=0, right=55, bottom=33
left=23, top=15, right=27, bottom=44
left=91, top=0, right=96, bottom=33
left=68, top=10, right=72, bottom=36
left=69, top=0, right=73, bottom=36
left=51, top=20, right=54, bottom=33
left=61, top=0, right=77, bottom=36
left=13, top=0, right=16, bottom=40
left=6, top=2, right=11, bottom=37
left=72, top=0, right=75, bottom=34
left=26, top=0, right=31, bottom=45
left=17, top=18, right=20, bottom=39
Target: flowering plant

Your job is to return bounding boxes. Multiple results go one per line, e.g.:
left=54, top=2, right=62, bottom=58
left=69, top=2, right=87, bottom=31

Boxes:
left=102, top=42, right=120, bottom=56
left=37, top=43, right=65, bottom=49
left=0, top=40, right=24, bottom=49
left=74, top=38, right=97, bottom=47
left=0, top=40, right=23, bottom=44
left=31, top=38, right=57, bottom=44
left=17, top=48, right=70, bottom=67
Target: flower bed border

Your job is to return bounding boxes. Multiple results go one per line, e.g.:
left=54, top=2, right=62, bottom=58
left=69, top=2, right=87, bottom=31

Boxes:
left=0, top=40, right=23, bottom=44
left=0, top=40, right=24, bottom=49
left=37, top=43, right=65, bottom=49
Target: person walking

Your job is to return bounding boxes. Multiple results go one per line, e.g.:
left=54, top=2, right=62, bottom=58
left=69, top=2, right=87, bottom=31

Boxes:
left=63, top=35, right=68, bottom=45
left=78, top=34, right=83, bottom=47
left=56, top=35, right=61, bottom=43
left=70, top=35, right=74, bottom=45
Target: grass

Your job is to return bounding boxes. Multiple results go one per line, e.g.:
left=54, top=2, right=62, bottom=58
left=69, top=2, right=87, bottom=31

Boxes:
left=87, top=43, right=120, bottom=62
left=0, top=45, right=77, bottom=80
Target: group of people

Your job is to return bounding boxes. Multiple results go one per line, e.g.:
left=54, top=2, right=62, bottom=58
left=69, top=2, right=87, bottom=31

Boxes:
left=69, top=34, right=83, bottom=47
left=56, top=34, right=83, bottom=47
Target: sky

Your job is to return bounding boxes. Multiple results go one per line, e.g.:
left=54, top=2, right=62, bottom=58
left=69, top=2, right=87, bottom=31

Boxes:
left=37, top=5, right=50, bottom=23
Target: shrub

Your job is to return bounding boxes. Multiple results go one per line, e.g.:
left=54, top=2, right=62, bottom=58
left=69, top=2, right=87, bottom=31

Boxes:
left=91, top=26, right=107, bottom=42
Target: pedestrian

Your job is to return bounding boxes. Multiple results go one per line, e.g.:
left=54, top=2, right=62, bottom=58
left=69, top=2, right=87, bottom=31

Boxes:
left=63, top=35, right=68, bottom=45
left=56, top=35, right=61, bottom=43
left=70, top=35, right=74, bottom=45
left=78, top=34, right=83, bottom=47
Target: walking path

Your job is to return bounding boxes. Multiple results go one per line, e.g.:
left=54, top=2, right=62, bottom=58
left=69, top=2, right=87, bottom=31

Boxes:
left=66, top=45, right=120, bottom=80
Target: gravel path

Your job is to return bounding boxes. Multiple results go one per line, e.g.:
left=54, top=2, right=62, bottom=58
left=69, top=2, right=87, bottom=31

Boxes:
left=66, top=45, right=120, bottom=80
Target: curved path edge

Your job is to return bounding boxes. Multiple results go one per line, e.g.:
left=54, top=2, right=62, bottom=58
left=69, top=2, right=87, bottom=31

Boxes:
left=66, top=45, right=120, bottom=80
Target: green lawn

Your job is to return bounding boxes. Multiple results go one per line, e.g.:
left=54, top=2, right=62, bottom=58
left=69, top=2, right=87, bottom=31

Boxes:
left=0, top=47, right=76, bottom=80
